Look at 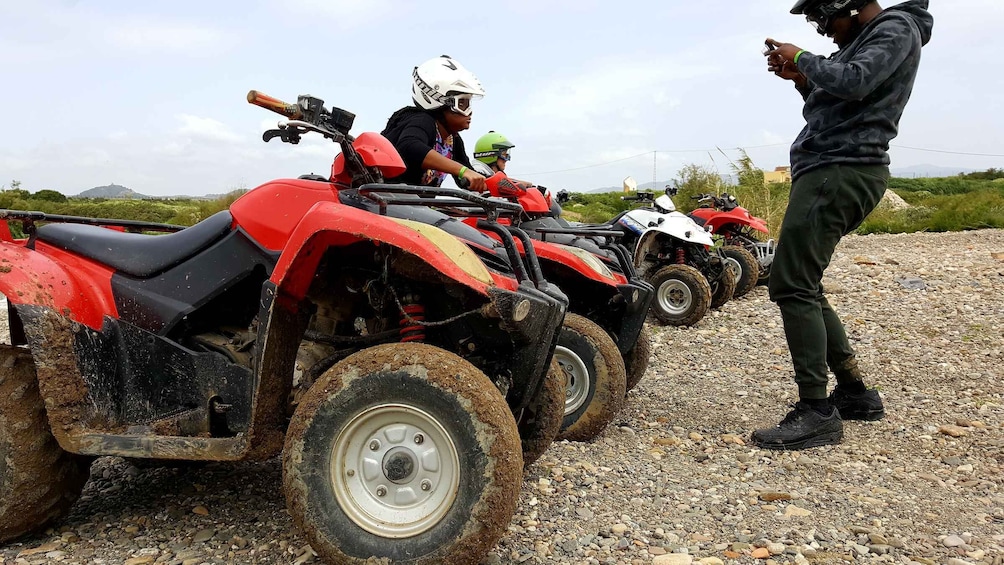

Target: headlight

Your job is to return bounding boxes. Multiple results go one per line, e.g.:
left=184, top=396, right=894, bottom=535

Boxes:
left=556, top=245, right=614, bottom=280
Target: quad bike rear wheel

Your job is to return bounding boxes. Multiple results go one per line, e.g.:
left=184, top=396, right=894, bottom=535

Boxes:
left=648, top=264, right=712, bottom=327
left=517, top=358, right=564, bottom=467
left=0, top=345, right=91, bottom=543
left=555, top=313, right=626, bottom=442
left=709, top=260, right=736, bottom=310
left=721, top=245, right=759, bottom=299
left=282, top=342, right=522, bottom=565
left=623, top=324, right=652, bottom=393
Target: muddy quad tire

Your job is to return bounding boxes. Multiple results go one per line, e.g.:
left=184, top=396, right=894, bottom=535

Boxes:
left=757, top=264, right=771, bottom=286
left=555, top=313, right=626, bottom=442
left=282, top=342, right=522, bottom=565
left=517, top=358, right=564, bottom=468
left=0, top=345, right=91, bottom=543
left=708, top=261, right=736, bottom=310
left=648, top=264, right=712, bottom=327
left=623, top=324, right=652, bottom=393
left=721, top=245, right=759, bottom=299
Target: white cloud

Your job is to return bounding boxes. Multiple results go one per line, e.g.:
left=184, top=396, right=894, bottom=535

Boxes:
left=277, top=0, right=412, bottom=28
left=176, top=115, right=243, bottom=143
left=106, top=20, right=234, bottom=54
left=512, top=56, right=715, bottom=138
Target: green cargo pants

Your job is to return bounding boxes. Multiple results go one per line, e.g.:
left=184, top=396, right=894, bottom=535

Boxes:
left=768, top=164, right=889, bottom=400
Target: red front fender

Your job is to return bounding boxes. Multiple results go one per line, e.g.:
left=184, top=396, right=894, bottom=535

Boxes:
left=269, top=201, right=501, bottom=300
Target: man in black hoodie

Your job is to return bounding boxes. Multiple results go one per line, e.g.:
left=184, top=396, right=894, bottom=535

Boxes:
left=754, top=0, right=934, bottom=450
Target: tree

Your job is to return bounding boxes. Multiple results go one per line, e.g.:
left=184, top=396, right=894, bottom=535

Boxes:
left=33, top=189, right=68, bottom=203
left=670, top=164, right=726, bottom=212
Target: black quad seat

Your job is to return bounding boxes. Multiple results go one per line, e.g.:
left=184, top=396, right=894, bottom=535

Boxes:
left=36, top=211, right=234, bottom=278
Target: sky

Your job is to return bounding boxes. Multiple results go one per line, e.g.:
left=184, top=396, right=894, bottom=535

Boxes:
left=1, top=0, right=1002, bottom=197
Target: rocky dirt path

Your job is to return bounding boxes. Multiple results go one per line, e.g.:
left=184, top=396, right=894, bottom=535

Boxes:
left=2, top=230, right=1003, bottom=565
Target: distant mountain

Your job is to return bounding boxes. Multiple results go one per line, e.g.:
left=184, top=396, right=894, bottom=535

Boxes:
left=75, top=184, right=150, bottom=199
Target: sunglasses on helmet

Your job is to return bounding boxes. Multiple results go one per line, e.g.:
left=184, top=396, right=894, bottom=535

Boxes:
left=447, top=94, right=475, bottom=117
left=805, top=11, right=833, bottom=34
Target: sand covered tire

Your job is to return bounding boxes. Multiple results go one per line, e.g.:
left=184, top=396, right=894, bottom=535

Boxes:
left=517, top=358, right=564, bottom=468
left=623, top=324, right=652, bottom=393
left=0, top=345, right=90, bottom=543
left=282, top=343, right=522, bottom=565
left=722, top=245, right=759, bottom=299
left=555, top=314, right=626, bottom=442
left=648, top=264, right=712, bottom=327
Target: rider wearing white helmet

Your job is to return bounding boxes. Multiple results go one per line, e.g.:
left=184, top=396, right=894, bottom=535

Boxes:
left=382, top=55, right=487, bottom=191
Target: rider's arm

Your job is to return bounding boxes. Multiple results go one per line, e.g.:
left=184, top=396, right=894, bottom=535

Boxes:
left=421, top=151, right=467, bottom=176
left=795, top=17, right=916, bottom=101
left=396, top=120, right=438, bottom=173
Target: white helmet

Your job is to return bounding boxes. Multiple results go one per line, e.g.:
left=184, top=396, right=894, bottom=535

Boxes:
left=412, top=55, right=485, bottom=117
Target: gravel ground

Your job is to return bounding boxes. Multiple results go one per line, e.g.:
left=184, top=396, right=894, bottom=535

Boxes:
left=3, top=229, right=1003, bottom=565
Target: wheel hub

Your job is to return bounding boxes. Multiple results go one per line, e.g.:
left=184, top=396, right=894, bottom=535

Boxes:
left=331, top=404, right=460, bottom=538
left=724, top=257, right=742, bottom=284
left=383, top=448, right=416, bottom=484
left=555, top=345, right=591, bottom=416
left=657, top=279, right=693, bottom=315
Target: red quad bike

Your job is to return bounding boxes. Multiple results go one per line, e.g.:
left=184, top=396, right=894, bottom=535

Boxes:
left=687, top=192, right=776, bottom=290
left=451, top=174, right=655, bottom=441
left=0, top=91, right=569, bottom=565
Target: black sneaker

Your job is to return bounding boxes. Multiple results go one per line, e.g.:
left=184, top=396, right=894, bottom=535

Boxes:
left=752, top=402, right=844, bottom=450
left=829, top=386, right=885, bottom=421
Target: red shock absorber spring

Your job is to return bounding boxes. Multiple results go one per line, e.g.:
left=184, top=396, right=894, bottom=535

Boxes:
left=675, top=248, right=686, bottom=264
left=399, top=303, right=426, bottom=343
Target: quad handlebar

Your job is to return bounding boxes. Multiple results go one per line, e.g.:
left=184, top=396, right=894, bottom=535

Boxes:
left=692, top=192, right=739, bottom=211
left=247, top=90, right=303, bottom=119
left=621, top=191, right=655, bottom=203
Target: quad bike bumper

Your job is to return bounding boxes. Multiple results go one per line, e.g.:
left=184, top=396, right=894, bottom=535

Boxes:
left=488, top=283, right=566, bottom=413
left=751, top=239, right=776, bottom=271
left=612, top=279, right=654, bottom=355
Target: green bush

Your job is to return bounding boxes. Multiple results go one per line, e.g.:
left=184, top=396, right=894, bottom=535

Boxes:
left=563, top=166, right=1004, bottom=237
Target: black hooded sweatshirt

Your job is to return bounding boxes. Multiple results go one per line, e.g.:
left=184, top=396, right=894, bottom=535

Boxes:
left=381, top=107, right=473, bottom=186
left=790, top=0, right=934, bottom=180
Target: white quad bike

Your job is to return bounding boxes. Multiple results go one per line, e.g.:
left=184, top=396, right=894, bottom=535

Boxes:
left=559, top=190, right=735, bottom=327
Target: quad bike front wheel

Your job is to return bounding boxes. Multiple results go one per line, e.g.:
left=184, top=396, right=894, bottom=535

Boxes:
left=648, top=264, right=712, bottom=327
left=282, top=342, right=522, bottom=565
left=623, top=324, right=652, bottom=393
left=517, top=358, right=564, bottom=467
left=555, top=313, right=626, bottom=442
left=721, top=245, right=759, bottom=299
left=0, top=345, right=91, bottom=543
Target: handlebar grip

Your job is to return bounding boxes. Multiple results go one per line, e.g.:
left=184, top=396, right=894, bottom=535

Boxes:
left=247, top=90, right=303, bottom=119
left=456, top=175, right=471, bottom=190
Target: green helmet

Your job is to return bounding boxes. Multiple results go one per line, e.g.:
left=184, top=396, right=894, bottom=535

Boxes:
left=474, top=131, right=515, bottom=165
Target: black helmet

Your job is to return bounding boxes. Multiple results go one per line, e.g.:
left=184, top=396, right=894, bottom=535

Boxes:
left=790, top=0, right=871, bottom=34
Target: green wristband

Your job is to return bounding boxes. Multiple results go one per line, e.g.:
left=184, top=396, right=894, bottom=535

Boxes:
left=794, top=50, right=806, bottom=65
left=458, top=166, right=468, bottom=177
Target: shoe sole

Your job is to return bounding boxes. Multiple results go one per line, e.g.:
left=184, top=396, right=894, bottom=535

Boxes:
left=839, top=409, right=885, bottom=421
left=752, top=430, right=844, bottom=451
